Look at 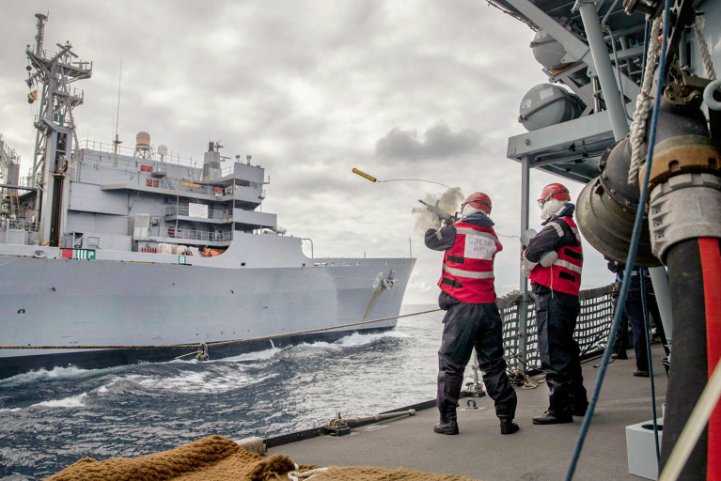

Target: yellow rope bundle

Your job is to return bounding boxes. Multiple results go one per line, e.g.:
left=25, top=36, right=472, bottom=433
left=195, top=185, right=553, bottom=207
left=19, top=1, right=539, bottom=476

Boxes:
left=45, top=435, right=480, bottom=481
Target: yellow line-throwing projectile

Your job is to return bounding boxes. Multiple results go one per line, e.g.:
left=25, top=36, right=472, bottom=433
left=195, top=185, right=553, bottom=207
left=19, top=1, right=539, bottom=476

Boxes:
left=352, top=168, right=377, bottom=183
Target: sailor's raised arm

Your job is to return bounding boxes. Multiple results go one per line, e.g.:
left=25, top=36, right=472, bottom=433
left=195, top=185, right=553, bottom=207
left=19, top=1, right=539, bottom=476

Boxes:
left=424, top=225, right=456, bottom=251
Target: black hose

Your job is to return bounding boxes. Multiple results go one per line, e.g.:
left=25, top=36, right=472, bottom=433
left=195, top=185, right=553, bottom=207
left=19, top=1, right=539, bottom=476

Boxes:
left=660, top=239, right=709, bottom=481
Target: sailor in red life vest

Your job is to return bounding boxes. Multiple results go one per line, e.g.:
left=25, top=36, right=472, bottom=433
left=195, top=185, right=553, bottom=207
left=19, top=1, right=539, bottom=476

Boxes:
left=521, top=183, right=588, bottom=425
left=425, top=192, right=519, bottom=436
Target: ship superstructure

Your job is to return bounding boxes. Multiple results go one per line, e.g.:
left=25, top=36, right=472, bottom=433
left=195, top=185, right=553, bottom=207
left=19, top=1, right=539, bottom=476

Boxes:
left=0, top=14, right=414, bottom=380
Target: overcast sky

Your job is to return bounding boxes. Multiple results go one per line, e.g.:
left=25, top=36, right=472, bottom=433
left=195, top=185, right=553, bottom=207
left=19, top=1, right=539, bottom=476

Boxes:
left=0, top=1, right=612, bottom=304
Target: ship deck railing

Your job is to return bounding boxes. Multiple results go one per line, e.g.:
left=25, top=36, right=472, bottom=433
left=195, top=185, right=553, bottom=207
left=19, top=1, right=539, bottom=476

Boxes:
left=165, top=227, right=233, bottom=243
left=161, top=178, right=233, bottom=197
left=78, top=140, right=238, bottom=178
left=165, top=205, right=234, bottom=220
left=0, top=218, right=39, bottom=232
left=101, top=176, right=235, bottom=201
left=498, top=285, right=614, bottom=371
left=79, top=140, right=198, bottom=169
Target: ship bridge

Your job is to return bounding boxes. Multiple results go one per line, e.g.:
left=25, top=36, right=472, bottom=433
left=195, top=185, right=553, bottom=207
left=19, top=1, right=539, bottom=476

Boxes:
left=62, top=140, right=279, bottom=254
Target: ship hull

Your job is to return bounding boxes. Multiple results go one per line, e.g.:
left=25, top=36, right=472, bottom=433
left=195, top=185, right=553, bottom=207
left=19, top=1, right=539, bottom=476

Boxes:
left=0, top=255, right=415, bottom=379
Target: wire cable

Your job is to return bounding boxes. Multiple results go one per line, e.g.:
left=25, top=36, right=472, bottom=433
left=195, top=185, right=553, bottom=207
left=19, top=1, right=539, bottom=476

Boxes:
left=564, top=3, right=672, bottom=480
left=640, top=267, right=662, bottom=465
left=379, top=178, right=453, bottom=190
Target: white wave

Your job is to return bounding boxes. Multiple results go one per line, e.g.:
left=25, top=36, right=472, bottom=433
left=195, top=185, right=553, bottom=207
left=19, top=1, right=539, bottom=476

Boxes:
left=30, top=393, right=88, bottom=408
left=211, top=346, right=281, bottom=363
left=0, top=363, right=130, bottom=387
left=94, top=376, right=123, bottom=395
left=118, top=370, right=279, bottom=394
left=334, top=329, right=408, bottom=347
left=0, top=407, right=21, bottom=413
left=0, top=365, right=93, bottom=387
left=277, top=330, right=406, bottom=356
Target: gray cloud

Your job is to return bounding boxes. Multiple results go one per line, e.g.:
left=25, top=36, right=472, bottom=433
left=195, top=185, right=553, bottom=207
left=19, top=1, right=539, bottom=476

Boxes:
left=375, top=123, right=481, bottom=160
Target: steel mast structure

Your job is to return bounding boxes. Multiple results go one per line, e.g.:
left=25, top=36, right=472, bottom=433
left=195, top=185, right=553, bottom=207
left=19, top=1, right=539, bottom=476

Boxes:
left=26, top=13, right=92, bottom=246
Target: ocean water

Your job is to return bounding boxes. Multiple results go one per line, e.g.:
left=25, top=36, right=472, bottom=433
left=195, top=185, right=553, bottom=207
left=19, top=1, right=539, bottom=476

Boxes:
left=0, top=305, right=445, bottom=481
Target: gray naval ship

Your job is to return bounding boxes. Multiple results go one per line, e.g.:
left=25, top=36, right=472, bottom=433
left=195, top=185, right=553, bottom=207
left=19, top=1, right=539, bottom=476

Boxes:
left=0, top=14, right=414, bottom=380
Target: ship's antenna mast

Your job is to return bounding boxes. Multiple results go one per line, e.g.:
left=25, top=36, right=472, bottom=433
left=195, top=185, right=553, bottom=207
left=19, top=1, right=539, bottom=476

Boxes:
left=26, top=12, right=93, bottom=246
left=112, top=59, right=123, bottom=164
left=34, top=11, right=47, bottom=55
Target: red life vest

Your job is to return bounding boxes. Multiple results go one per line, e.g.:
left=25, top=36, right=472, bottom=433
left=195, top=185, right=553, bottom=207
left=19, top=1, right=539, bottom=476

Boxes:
left=529, top=216, right=583, bottom=296
left=438, top=221, right=502, bottom=303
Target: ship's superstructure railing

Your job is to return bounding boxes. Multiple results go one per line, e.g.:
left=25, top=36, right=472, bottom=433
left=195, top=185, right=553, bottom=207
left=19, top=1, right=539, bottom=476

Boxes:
left=78, top=140, right=239, bottom=177
left=165, top=205, right=233, bottom=220
left=498, top=284, right=614, bottom=371
left=165, top=227, right=233, bottom=242
left=0, top=218, right=39, bottom=232
left=79, top=140, right=198, bottom=169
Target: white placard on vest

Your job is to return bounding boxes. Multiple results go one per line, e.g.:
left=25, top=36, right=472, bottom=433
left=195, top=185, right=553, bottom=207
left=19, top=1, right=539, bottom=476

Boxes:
left=464, top=235, right=496, bottom=260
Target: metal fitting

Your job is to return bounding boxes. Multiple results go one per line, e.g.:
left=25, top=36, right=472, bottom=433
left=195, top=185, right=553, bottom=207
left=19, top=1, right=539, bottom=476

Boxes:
left=643, top=135, right=721, bottom=191
left=623, top=0, right=662, bottom=17
left=576, top=139, right=660, bottom=266
left=649, top=173, right=721, bottom=260
left=642, top=96, right=721, bottom=192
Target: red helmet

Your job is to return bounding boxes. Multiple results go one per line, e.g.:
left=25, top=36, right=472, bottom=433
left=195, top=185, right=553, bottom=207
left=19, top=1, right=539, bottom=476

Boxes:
left=462, top=192, right=492, bottom=214
left=537, top=183, right=570, bottom=206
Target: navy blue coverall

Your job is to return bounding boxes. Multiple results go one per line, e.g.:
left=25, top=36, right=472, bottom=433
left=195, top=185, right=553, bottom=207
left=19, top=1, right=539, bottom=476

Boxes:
left=425, top=212, right=517, bottom=421
left=525, top=204, right=588, bottom=417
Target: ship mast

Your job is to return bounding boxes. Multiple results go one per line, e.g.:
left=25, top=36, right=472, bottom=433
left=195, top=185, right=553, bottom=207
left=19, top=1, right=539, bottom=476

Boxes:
left=26, top=13, right=92, bottom=246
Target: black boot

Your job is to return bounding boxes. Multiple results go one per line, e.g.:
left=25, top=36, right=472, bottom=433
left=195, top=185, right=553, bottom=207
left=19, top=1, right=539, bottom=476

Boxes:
left=499, top=418, right=519, bottom=435
left=572, top=402, right=589, bottom=417
left=433, top=414, right=459, bottom=435
left=532, top=411, right=573, bottom=425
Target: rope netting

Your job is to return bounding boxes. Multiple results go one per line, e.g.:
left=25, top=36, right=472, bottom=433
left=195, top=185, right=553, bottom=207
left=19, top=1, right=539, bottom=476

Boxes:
left=498, top=285, right=615, bottom=371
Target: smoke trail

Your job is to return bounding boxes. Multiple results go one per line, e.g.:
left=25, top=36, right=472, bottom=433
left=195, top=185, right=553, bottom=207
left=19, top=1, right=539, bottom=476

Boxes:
left=411, top=187, right=464, bottom=236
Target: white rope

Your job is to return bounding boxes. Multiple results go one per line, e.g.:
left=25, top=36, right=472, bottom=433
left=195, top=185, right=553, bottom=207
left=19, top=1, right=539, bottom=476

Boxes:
left=234, top=436, right=266, bottom=455
left=628, top=16, right=664, bottom=185
left=288, top=464, right=330, bottom=480
left=693, top=15, right=716, bottom=80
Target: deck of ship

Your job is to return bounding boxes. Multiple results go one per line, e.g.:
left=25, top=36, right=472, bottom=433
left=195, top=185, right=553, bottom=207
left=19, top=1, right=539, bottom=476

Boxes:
left=269, top=344, right=667, bottom=481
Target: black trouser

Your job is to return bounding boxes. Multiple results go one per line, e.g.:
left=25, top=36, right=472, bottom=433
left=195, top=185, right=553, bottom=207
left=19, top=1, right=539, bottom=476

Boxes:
left=535, top=292, right=587, bottom=416
left=625, top=285, right=649, bottom=371
left=625, top=279, right=666, bottom=371
left=611, top=282, right=630, bottom=355
left=437, top=301, right=517, bottom=420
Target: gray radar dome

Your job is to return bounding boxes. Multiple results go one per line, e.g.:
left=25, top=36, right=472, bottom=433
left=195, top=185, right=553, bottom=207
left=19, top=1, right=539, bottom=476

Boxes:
left=518, top=83, right=582, bottom=131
